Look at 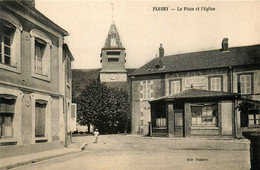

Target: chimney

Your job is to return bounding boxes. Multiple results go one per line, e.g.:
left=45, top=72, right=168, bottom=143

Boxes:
left=221, top=38, right=229, bottom=51
left=159, top=44, right=164, bottom=58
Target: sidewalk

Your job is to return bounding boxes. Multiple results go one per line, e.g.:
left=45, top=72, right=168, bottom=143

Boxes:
left=0, top=142, right=84, bottom=170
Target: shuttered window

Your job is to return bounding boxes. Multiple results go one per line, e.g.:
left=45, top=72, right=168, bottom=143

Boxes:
left=210, top=77, right=222, bottom=91
left=140, top=80, right=154, bottom=101
left=35, top=101, right=47, bottom=137
left=0, top=96, right=15, bottom=138
left=170, top=80, right=181, bottom=95
left=240, top=74, right=252, bottom=94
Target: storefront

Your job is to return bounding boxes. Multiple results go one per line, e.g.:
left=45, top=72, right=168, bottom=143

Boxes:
left=149, top=89, right=238, bottom=137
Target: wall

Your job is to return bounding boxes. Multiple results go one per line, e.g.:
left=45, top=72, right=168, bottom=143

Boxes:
left=0, top=2, right=66, bottom=156
left=131, top=75, right=165, bottom=134
left=221, top=101, right=233, bottom=136
left=0, top=7, right=61, bottom=94
left=165, top=69, right=228, bottom=96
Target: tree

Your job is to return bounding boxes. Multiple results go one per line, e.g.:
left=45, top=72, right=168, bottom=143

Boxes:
left=76, top=80, right=130, bottom=134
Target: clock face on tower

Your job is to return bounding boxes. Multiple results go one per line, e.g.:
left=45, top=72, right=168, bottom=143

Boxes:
left=110, top=74, right=116, bottom=80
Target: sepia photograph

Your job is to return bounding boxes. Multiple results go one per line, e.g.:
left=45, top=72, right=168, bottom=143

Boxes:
left=0, top=0, right=259, bottom=169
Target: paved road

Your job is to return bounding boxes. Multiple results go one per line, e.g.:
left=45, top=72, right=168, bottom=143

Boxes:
left=14, top=135, right=250, bottom=170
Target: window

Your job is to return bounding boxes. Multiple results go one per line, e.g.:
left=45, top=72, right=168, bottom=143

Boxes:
left=66, top=58, right=71, bottom=85
left=170, top=80, right=181, bottom=95
left=107, top=51, right=120, bottom=55
left=0, top=11, right=22, bottom=73
left=0, top=96, right=15, bottom=138
left=156, top=118, right=166, bottom=127
left=35, top=101, right=47, bottom=137
left=191, top=103, right=218, bottom=126
left=140, top=80, right=154, bottom=101
left=209, top=77, right=222, bottom=91
left=71, top=103, right=76, bottom=119
left=30, top=29, right=52, bottom=81
left=35, top=38, right=47, bottom=75
left=108, top=58, right=119, bottom=62
left=248, top=112, right=260, bottom=125
left=0, top=22, right=14, bottom=66
left=140, top=120, right=144, bottom=126
left=239, top=74, right=253, bottom=95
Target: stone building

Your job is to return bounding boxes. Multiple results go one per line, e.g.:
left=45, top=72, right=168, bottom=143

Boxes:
left=130, top=40, right=260, bottom=138
left=0, top=1, right=73, bottom=158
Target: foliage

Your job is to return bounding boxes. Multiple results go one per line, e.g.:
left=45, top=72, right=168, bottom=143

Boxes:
left=75, top=80, right=130, bottom=134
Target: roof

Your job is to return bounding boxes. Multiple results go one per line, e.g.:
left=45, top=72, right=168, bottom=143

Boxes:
left=63, top=44, right=74, bottom=61
left=72, top=69, right=101, bottom=81
left=131, top=44, right=260, bottom=76
left=3, top=1, right=69, bottom=36
left=103, top=23, right=123, bottom=48
left=72, top=68, right=136, bottom=81
left=150, top=89, right=238, bottom=102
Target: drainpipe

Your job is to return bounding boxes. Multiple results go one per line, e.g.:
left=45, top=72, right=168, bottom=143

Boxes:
left=228, top=66, right=233, bottom=93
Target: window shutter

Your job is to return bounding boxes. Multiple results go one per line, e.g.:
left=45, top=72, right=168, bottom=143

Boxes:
left=10, top=30, right=17, bottom=67
left=42, top=43, right=50, bottom=76
left=140, top=81, right=143, bottom=101
left=150, top=80, right=154, bottom=99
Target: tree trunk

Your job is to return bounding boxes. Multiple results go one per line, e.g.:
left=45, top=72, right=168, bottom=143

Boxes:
left=87, top=124, right=90, bottom=133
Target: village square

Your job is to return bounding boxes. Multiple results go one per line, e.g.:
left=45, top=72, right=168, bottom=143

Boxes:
left=0, top=1, right=259, bottom=170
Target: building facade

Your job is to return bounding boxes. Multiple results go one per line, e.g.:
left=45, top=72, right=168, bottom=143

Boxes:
left=130, top=40, right=260, bottom=138
left=0, top=1, right=73, bottom=158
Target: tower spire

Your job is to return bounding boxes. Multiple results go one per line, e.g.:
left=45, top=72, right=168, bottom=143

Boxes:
left=111, top=2, right=114, bottom=23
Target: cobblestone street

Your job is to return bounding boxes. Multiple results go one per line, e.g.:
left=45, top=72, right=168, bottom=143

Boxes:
left=14, top=135, right=250, bottom=170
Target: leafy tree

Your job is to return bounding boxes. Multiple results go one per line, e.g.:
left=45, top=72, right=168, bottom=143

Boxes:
left=76, top=80, right=130, bottom=134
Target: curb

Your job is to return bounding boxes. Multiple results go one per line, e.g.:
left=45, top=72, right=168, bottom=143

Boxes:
left=0, top=150, right=82, bottom=170
left=126, top=135, right=247, bottom=141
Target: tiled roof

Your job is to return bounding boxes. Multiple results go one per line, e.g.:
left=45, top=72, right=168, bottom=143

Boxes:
left=131, top=44, right=260, bottom=76
left=150, top=89, right=238, bottom=102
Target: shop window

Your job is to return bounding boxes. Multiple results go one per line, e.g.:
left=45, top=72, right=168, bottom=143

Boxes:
left=156, top=118, right=166, bottom=127
left=170, top=79, right=181, bottom=95
left=0, top=96, right=15, bottom=138
left=191, top=103, right=218, bottom=126
left=30, top=29, right=52, bottom=81
left=209, top=76, right=222, bottom=91
left=238, top=74, right=253, bottom=95
left=140, top=80, right=154, bottom=101
left=0, top=11, right=22, bottom=73
left=35, top=101, right=47, bottom=137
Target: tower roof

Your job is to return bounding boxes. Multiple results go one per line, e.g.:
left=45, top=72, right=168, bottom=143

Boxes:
left=104, top=23, right=123, bottom=48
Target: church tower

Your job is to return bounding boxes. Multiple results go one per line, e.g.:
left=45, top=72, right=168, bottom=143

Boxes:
left=99, top=23, right=127, bottom=83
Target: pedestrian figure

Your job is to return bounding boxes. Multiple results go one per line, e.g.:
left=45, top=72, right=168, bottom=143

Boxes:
left=93, top=129, right=99, bottom=143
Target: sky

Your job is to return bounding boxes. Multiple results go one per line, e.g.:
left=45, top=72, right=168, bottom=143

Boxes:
left=36, top=1, right=260, bottom=69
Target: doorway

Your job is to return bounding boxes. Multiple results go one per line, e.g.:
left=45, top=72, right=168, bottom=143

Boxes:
left=174, top=109, right=184, bottom=137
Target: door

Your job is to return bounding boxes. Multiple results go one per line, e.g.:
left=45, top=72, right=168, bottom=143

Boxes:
left=174, top=109, right=184, bottom=137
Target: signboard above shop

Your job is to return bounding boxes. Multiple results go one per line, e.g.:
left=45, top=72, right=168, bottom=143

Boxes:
left=185, top=77, right=206, bottom=88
